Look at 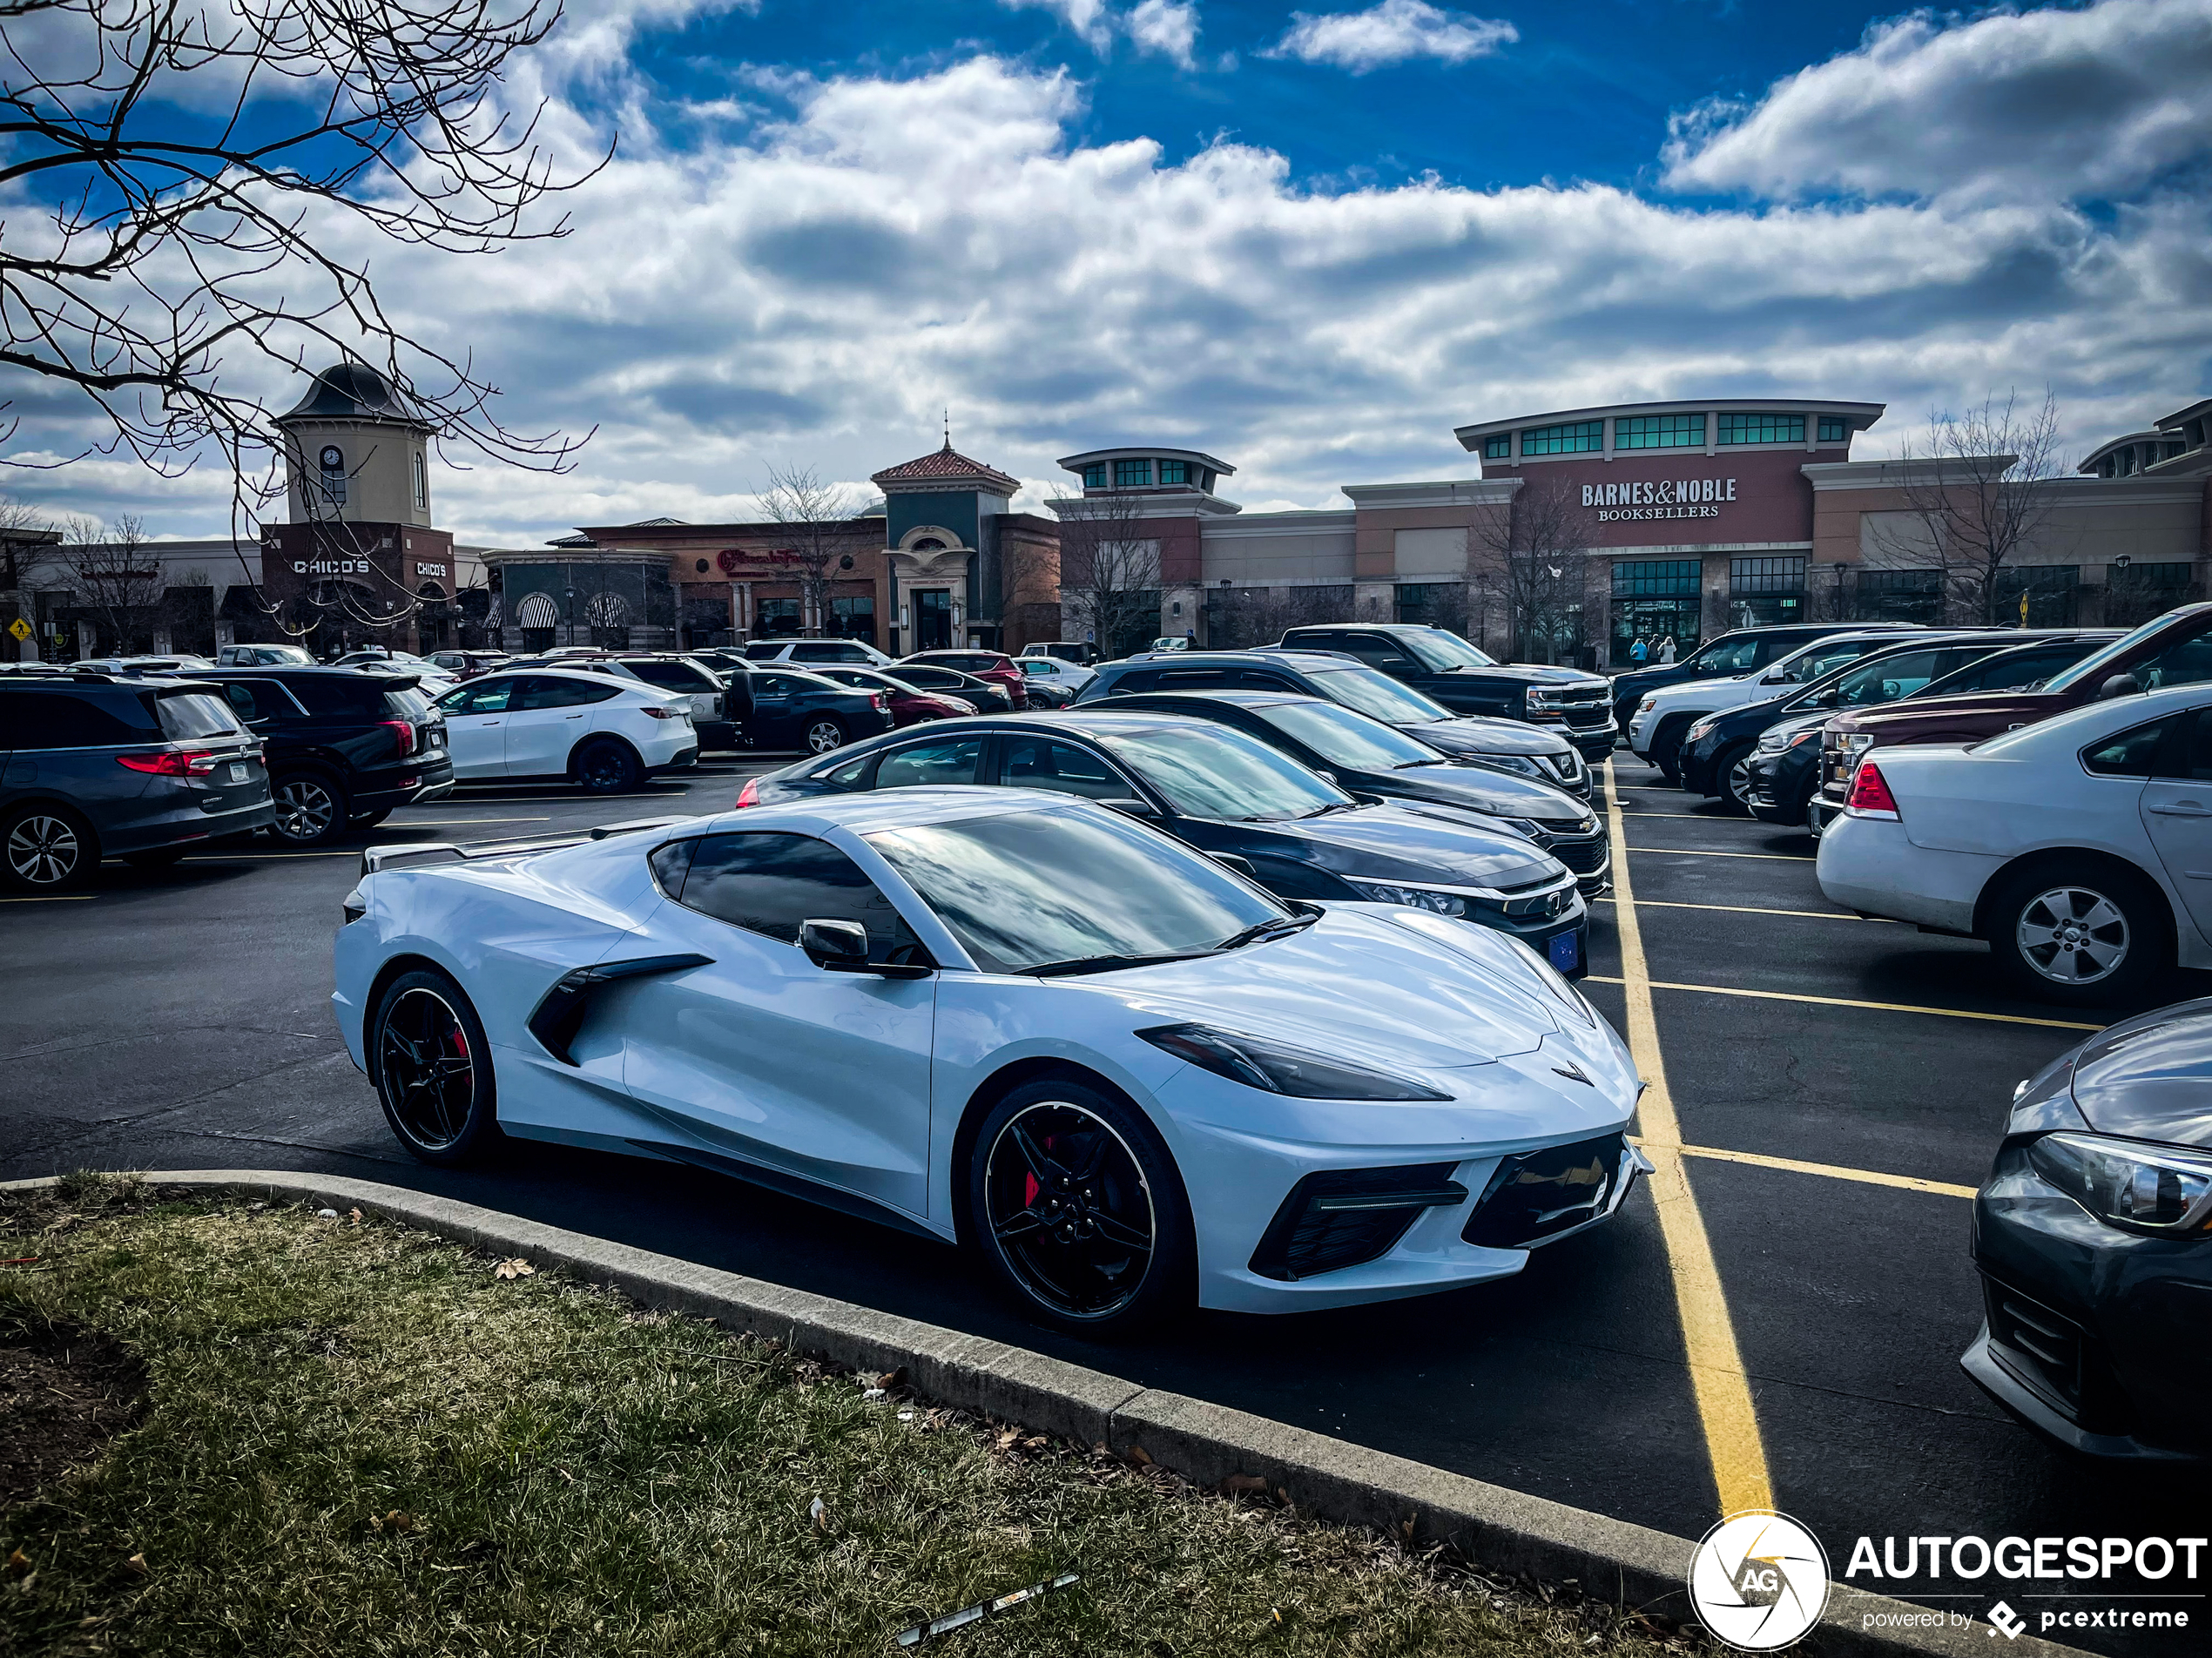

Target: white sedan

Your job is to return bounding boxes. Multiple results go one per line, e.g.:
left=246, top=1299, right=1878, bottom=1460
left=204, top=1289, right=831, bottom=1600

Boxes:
left=334, top=790, right=1646, bottom=1332
left=1817, top=681, right=2212, bottom=1004
left=430, top=666, right=698, bottom=792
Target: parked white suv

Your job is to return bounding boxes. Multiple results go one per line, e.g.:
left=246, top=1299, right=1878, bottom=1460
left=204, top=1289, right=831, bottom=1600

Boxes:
left=741, top=639, right=894, bottom=668
left=430, top=667, right=698, bottom=792
left=1817, top=681, right=2212, bottom=1005
left=217, top=644, right=314, bottom=666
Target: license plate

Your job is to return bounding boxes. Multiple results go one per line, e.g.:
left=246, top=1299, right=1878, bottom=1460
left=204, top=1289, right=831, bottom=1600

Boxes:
left=1548, top=927, right=1583, bottom=975
left=228, top=762, right=249, bottom=782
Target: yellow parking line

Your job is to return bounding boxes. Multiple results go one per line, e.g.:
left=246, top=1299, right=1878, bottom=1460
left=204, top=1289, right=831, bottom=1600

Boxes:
left=1626, top=846, right=1817, bottom=863
left=1637, top=1140, right=1978, bottom=1200
left=1592, top=897, right=1891, bottom=924
left=1581, top=974, right=2101, bottom=1033
left=1602, top=759, right=1773, bottom=1518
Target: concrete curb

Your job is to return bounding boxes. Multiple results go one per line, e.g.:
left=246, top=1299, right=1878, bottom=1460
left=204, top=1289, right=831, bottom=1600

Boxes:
left=2, top=1169, right=2087, bottom=1658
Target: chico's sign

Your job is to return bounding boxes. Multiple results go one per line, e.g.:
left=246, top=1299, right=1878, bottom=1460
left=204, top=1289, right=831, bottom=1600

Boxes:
left=1583, top=476, right=1737, bottom=522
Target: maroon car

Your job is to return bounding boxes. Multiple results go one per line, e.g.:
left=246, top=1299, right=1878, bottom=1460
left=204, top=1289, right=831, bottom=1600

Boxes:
left=899, top=649, right=1028, bottom=710
left=807, top=665, right=974, bottom=727
left=1812, top=602, right=2212, bottom=831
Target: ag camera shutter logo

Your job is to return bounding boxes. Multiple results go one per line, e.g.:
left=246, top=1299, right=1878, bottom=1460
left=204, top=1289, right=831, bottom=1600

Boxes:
left=1689, top=1511, right=1831, bottom=1651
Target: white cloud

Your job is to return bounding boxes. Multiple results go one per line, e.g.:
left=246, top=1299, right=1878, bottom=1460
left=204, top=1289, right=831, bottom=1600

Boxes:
left=1001, top=0, right=1116, bottom=55
left=1271, top=0, right=1516, bottom=75
left=1664, top=0, right=2212, bottom=205
left=9, top=51, right=2209, bottom=549
left=1126, top=0, right=1200, bottom=69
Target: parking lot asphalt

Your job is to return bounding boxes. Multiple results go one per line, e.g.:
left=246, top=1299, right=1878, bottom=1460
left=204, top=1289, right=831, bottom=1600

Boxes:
left=3, top=748, right=2203, bottom=1653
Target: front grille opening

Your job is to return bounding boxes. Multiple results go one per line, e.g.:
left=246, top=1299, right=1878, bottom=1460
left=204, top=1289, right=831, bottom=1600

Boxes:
left=1982, top=1276, right=2132, bottom=1432
left=1462, top=1134, right=1625, bottom=1249
left=1552, top=834, right=1608, bottom=874
left=1249, top=1163, right=1467, bottom=1282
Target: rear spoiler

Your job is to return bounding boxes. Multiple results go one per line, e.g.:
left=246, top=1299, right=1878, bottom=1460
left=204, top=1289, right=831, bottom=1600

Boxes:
left=360, top=815, right=693, bottom=879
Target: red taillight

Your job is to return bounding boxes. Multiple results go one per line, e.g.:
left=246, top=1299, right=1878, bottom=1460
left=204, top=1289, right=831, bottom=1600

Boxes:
left=118, top=748, right=216, bottom=777
left=872, top=693, right=888, bottom=711
left=381, top=718, right=416, bottom=758
left=734, top=778, right=761, bottom=809
left=1846, top=760, right=1899, bottom=818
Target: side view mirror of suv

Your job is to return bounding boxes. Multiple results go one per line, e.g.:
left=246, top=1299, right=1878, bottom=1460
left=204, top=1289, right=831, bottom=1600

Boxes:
left=2098, top=673, right=2141, bottom=700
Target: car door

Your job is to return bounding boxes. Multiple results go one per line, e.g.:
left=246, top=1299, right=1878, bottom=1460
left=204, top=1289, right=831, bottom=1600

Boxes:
left=614, top=830, right=938, bottom=1217
left=745, top=671, right=806, bottom=745
left=2138, top=706, right=2212, bottom=945
left=435, top=675, right=517, bottom=777
left=505, top=676, right=617, bottom=774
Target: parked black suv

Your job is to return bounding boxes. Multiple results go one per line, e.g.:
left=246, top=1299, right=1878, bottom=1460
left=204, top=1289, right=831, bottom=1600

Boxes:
left=1277, top=624, right=1616, bottom=761
left=0, top=674, right=274, bottom=890
left=191, top=667, right=453, bottom=846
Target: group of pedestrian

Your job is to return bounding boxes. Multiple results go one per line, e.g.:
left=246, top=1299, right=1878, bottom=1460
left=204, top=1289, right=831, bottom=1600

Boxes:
left=1627, top=634, right=1678, bottom=665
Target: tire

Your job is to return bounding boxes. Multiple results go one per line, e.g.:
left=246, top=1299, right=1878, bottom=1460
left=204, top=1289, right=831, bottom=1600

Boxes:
left=368, top=967, right=501, bottom=1164
left=1650, top=717, right=1690, bottom=785
left=270, top=771, right=349, bottom=846
left=1715, top=742, right=1757, bottom=813
left=124, top=846, right=189, bottom=871
left=802, top=717, right=847, bottom=757
left=574, top=739, right=642, bottom=793
left=1986, top=863, right=2165, bottom=1006
left=2, top=804, right=98, bottom=893
left=966, top=1077, right=1194, bottom=1338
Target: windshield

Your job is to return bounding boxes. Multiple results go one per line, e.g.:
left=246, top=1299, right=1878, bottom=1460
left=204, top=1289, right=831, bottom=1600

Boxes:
left=2043, top=613, right=2202, bottom=693
left=1098, top=725, right=1352, bottom=820
left=1305, top=666, right=1453, bottom=724
left=866, top=808, right=1285, bottom=974
left=1401, top=630, right=1497, bottom=671
left=1258, top=700, right=1440, bottom=769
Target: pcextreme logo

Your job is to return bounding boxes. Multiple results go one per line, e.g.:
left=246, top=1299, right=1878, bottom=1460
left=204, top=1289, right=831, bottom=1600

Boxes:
left=1689, top=1511, right=1831, bottom=1652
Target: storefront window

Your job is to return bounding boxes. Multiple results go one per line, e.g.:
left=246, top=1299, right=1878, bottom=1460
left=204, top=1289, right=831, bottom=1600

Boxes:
left=830, top=596, right=876, bottom=644
left=1615, top=414, right=1704, bottom=450
left=1994, top=566, right=2080, bottom=629
left=1611, top=559, right=1702, bottom=661
left=1855, top=569, right=1942, bottom=624
left=1729, top=556, right=1805, bottom=627
left=1113, top=458, right=1152, bottom=488
left=1521, top=421, right=1603, bottom=455
left=1717, top=413, right=1806, bottom=446
left=1481, top=435, right=1512, bottom=460
left=1157, top=459, right=1189, bottom=485
left=755, top=597, right=801, bottom=637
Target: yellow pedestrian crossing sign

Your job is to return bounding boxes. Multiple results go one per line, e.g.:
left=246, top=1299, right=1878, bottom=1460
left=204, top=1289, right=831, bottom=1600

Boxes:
left=6, top=617, right=30, bottom=642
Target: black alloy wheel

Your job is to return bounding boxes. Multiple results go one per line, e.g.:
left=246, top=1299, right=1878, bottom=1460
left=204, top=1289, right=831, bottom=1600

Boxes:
left=370, top=969, right=500, bottom=1163
left=968, top=1080, right=1192, bottom=1335
left=271, top=772, right=347, bottom=846
left=576, top=739, right=642, bottom=793
left=803, top=717, right=847, bottom=756
left=2, top=805, right=94, bottom=892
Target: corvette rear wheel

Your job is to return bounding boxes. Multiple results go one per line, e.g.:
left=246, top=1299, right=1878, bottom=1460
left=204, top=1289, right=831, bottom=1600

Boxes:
left=370, top=968, right=501, bottom=1164
left=968, top=1080, right=1192, bottom=1337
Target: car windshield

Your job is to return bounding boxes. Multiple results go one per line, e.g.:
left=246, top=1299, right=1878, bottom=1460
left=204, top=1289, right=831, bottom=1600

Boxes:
left=1305, top=666, right=1453, bottom=724
left=1400, top=630, right=1497, bottom=671
left=865, top=807, right=1287, bottom=974
left=1097, top=724, right=1352, bottom=821
left=1258, top=700, right=1440, bottom=769
left=2042, top=613, right=2206, bottom=693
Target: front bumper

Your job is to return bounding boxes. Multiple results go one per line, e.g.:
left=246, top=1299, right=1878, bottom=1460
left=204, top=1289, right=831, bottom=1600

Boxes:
left=1743, top=745, right=1817, bottom=826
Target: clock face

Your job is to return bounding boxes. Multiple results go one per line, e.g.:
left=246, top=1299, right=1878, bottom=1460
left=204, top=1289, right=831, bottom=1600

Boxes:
left=319, top=445, right=343, bottom=469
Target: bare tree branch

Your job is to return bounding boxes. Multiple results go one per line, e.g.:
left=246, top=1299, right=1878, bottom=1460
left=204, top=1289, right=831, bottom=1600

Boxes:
left=1474, top=474, right=1588, bottom=663
left=1055, top=488, right=1161, bottom=657
left=757, top=463, right=862, bottom=637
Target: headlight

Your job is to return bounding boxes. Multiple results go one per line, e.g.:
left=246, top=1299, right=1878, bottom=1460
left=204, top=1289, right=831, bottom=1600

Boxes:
left=1348, top=880, right=1467, bottom=915
left=1757, top=729, right=1789, bottom=752
left=1686, top=718, right=1717, bottom=742
left=1637, top=696, right=1658, bottom=714
left=1526, top=687, right=1566, bottom=710
left=1489, top=817, right=1546, bottom=841
left=1831, top=731, right=1874, bottom=755
left=1138, top=1023, right=1450, bottom=1101
left=1467, top=754, right=1542, bottom=779
left=2027, top=1132, right=2212, bottom=1235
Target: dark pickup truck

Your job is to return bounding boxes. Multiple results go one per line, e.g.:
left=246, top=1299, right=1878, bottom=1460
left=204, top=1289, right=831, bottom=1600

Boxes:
left=1276, top=623, right=1616, bottom=761
left=1811, top=603, right=2212, bottom=832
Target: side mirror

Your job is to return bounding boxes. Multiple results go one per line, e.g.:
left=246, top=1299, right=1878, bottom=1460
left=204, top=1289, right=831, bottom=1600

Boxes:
left=2098, top=674, right=2140, bottom=701
left=1102, top=797, right=1160, bottom=819
left=799, top=919, right=870, bottom=970
left=1209, top=852, right=1258, bottom=879
left=1314, top=769, right=1339, bottom=783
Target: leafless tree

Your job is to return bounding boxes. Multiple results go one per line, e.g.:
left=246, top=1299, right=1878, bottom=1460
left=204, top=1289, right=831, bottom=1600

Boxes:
left=1055, top=488, right=1163, bottom=657
left=57, top=511, right=163, bottom=652
left=1, top=0, right=601, bottom=511
left=1871, top=389, right=2068, bottom=626
left=1474, top=474, right=1589, bottom=663
left=758, top=463, right=864, bottom=637
left=1203, top=583, right=1350, bottom=648
left=0, top=494, right=59, bottom=645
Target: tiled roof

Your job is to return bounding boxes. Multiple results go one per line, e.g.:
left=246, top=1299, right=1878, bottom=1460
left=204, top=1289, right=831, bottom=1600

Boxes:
left=870, top=443, right=1019, bottom=495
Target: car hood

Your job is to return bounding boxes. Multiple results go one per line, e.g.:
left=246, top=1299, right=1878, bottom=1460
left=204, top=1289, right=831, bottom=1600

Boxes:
left=1402, top=717, right=1573, bottom=758
left=1829, top=690, right=2056, bottom=735
left=1372, top=763, right=1593, bottom=827
left=1761, top=710, right=1831, bottom=742
left=1104, top=905, right=1571, bottom=1067
left=1441, top=663, right=1608, bottom=689
left=1253, top=802, right=1562, bottom=890
left=2066, top=999, right=2212, bottom=1149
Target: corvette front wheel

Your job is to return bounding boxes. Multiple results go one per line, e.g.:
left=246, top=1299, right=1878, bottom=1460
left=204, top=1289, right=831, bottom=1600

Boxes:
left=369, top=968, right=502, bottom=1164
left=967, top=1079, right=1194, bottom=1337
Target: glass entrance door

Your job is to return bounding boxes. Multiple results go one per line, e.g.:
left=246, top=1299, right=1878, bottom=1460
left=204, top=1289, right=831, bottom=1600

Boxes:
left=916, top=590, right=953, bottom=650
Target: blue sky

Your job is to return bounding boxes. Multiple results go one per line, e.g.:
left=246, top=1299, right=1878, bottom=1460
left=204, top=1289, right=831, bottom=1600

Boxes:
left=8, top=0, right=2212, bottom=544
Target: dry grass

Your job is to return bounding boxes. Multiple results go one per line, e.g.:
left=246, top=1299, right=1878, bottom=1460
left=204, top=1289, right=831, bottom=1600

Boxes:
left=0, top=1176, right=1689, bottom=1657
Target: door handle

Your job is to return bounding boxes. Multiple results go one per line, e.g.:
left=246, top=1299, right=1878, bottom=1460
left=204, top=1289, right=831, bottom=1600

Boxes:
left=565, top=713, right=583, bottom=719
left=2148, top=803, right=2212, bottom=817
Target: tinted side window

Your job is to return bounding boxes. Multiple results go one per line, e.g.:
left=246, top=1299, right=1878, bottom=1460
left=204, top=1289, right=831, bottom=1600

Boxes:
left=876, top=737, right=985, bottom=790
left=2133, top=637, right=2212, bottom=692
left=516, top=676, right=617, bottom=710
left=282, top=676, right=383, bottom=717
left=1153, top=669, right=1240, bottom=691
left=2081, top=717, right=2175, bottom=778
left=1104, top=671, right=1159, bottom=693
left=1231, top=670, right=1301, bottom=691
left=671, top=832, right=923, bottom=962
left=154, top=692, right=244, bottom=740
left=790, top=644, right=847, bottom=663
left=7, top=691, right=145, bottom=747
left=443, top=677, right=517, bottom=714
left=1001, top=736, right=1131, bottom=799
